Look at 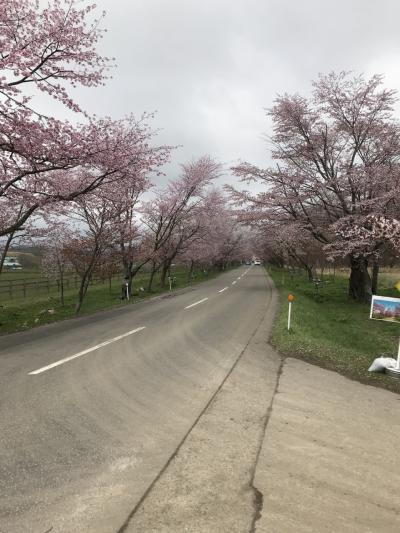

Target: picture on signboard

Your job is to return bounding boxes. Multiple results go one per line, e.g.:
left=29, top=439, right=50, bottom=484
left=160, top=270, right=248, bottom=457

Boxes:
left=370, top=295, right=400, bottom=322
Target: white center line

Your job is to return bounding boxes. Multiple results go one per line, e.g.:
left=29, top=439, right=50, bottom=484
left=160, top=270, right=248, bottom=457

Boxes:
left=28, top=327, right=146, bottom=375
left=184, top=297, right=208, bottom=310
left=218, top=287, right=228, bottom=293
left=232, top=281, right=237, bottom=285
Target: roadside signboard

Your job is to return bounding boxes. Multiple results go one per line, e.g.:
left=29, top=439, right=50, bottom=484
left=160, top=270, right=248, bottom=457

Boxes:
left=370, top=295, right=400, bottom=323
left=370, top=295, right=400, bottom=375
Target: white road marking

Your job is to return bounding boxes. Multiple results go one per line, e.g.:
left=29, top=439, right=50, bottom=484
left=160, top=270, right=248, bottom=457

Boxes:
left=184, top=297, right=208, bottom=309
left=232, top=281, right=237, bottom=285
left=218, top=287, right=228, bottom=293
left=28, top=327, right=146, bottom=375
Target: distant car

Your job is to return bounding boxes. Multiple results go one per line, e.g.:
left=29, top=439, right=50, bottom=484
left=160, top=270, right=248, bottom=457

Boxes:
left=245, top=261, right=251, bottom=265
left=254, top=260, right=261, bottom=265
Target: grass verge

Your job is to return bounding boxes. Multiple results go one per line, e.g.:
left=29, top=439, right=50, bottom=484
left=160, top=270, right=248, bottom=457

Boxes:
left=268, top=266, right=400, bottom=394
left=0, top=267, right=230, bottom=336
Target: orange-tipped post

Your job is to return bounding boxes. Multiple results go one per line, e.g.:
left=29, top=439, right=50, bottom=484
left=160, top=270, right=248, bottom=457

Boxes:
left=287, top=294, right=294, bottom=330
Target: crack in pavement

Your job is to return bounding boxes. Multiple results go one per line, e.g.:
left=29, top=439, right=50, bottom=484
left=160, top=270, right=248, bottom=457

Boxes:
left=249, top=357, right=285, bottom=533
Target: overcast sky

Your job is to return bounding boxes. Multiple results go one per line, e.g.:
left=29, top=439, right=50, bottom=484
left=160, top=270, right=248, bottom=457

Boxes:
left=57, top=0, right=400, bottom=184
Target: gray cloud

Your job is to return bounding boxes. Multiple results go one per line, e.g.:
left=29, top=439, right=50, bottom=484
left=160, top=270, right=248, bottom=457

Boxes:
left=47, top=0, right=400, bottom=182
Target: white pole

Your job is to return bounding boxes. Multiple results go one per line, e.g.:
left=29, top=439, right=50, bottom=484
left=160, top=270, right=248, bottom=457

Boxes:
left=288, top=301, right=292, bottom=331
left=126, top=282, right=129, bottom=301
left=169, top=276, right=172, bottom=291
left=397, top=337, right=400, bottom=370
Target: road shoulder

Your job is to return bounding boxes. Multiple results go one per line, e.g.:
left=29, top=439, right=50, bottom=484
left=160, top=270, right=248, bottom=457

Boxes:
left=254, top=357, right=400, bottom=532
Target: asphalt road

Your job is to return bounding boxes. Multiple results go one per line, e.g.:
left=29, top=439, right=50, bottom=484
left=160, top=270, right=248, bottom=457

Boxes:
left=0, top=265, right=273, bottom=533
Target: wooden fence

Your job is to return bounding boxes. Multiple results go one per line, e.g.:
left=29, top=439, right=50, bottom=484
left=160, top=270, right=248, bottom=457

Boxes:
left=0, top=274, right=120, bottom=302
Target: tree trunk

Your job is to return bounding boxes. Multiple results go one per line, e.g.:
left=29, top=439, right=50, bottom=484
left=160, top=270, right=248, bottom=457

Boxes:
left=121, top=260, right=132, bottom=300
left=305, top=265, right=314, bottom=281
left=75, top=251, right=97, bottom=313
left=121, top=263, right=134, bottom=299
left=75, top=274, right=88, bottom=314
left=372, top=259, right=379, bottom=295
left=147, top=262, right=157, bottom=292
left=349, top=257, right=372, bottom=302
left=0, top=232, right=14, bottom=275
left=60, top=272, right=64, bottom=306
left=121, top=259, right=149, bottom=298
left=160, top=262, right=168, bottom=288
left=187, top=260, right=195, bottom=282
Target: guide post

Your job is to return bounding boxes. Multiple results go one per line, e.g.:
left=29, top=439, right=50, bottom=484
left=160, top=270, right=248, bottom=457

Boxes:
left=287, top=294, right=294, bottom=331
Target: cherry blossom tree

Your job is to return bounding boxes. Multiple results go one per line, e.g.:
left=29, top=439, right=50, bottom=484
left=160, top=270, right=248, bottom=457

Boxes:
left=0, top=1, right=171, bottom=257
left=258, top=222, right=324, bottom=280
left=210, top=219, right=248, bottom=271
left=181, top=196, right=248, bottom=274
left=41, top=223, right=75, bottom=306
left=65, top=193, right=119, bottom=313
left=0, top=110, right=169, bottom=237
left=95, top=249, right=121, bottom=294
left=63, top=161, right=152, bottom=312
left=0, top=0, right=110, bottom=111
left=112, top=174, right=153, bottom=298
left=231, top=72, right=400, bottom=301
left=326, top=214, right=400, bottom=292
left=178, top=189, right=227, bottom=279
left=140, top=156, right=222, bottom=291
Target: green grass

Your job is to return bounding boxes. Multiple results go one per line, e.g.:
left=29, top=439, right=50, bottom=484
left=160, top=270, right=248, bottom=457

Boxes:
left=0, top=267, right=231, bottom=336
left=0, top=269, right=41, bottom=280
left=268, top=266, right=400, bottom=394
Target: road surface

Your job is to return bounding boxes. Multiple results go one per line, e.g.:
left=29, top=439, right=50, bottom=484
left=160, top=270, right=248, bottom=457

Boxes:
left=0, top=266, right=273, bottom=532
